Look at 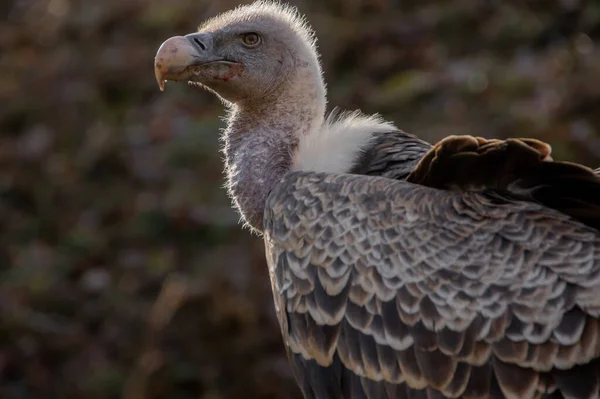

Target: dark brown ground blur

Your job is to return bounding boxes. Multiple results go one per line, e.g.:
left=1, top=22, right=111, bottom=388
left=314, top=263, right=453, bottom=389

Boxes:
left=2, top=0, right=600, bottom=398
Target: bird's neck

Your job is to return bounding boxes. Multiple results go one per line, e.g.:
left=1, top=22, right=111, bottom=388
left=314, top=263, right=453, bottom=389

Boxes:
left=223, top=64, right=325, bottom=232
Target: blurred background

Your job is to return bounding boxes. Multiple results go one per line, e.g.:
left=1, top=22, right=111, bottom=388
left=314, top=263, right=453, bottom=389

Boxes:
left=2, top=0, right=600, bottom=398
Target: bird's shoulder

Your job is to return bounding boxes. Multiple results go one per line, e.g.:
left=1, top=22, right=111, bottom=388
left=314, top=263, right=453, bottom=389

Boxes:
left=349, top=129, right=432, bottom=180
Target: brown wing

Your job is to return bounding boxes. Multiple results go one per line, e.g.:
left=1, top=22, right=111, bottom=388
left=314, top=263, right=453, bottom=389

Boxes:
left=406, top=135, right=600, bottom=231
left=265, top=171, right=600, bottom=399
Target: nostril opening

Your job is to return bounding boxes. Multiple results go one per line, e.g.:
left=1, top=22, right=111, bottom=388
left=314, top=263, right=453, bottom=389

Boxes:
left=194, top=37, right=206, bottom=51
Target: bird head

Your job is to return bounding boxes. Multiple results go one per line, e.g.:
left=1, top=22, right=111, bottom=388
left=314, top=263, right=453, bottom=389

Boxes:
left=154, top=1, right=319, bottom=105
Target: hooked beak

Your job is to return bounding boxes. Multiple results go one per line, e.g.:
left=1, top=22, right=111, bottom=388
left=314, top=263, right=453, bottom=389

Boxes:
left=154, top=34, right=243, bottom=91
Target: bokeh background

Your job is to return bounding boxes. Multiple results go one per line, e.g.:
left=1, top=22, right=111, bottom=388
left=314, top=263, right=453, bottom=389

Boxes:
left=2, top=0, right=600, bottom=398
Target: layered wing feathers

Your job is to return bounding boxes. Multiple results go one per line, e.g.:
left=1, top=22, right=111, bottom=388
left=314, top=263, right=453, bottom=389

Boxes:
left=265, top=170, right=600, bottom=398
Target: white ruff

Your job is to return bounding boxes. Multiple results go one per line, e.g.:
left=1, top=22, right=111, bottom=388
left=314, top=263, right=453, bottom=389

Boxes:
left=292, top=109, right=396, bottom=174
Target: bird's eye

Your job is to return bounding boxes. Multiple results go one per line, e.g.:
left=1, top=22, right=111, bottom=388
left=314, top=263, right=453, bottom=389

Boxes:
left=241, top=32, right=261, bottom=47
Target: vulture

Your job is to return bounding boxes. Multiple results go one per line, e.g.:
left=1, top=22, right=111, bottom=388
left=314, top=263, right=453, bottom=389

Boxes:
left=154, top=1, right=600, bottom=398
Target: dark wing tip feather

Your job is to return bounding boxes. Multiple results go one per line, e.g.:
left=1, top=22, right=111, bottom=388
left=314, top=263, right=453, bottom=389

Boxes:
left=406, top=135, right=600, bottom=230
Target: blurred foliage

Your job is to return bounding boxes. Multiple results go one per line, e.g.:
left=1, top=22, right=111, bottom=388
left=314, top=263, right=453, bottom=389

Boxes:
left=1, top=0, right=600, bottom=398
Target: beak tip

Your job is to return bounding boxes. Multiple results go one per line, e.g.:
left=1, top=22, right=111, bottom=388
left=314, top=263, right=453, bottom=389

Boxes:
left=154, top=61, right=166, bottom=91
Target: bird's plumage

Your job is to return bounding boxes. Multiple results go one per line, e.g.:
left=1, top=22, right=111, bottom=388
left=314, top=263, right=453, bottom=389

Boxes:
left=265, top=170, right=600, bottom=398
left=154, top=2, right=600, bottom=397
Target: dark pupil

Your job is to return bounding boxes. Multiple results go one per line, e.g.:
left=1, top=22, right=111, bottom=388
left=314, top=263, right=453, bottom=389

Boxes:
left=246, top=34, right=257, bottom=44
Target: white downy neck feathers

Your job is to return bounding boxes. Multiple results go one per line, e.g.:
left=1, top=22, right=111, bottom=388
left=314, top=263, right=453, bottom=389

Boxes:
left=291, top=109, right=397, bottom=174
